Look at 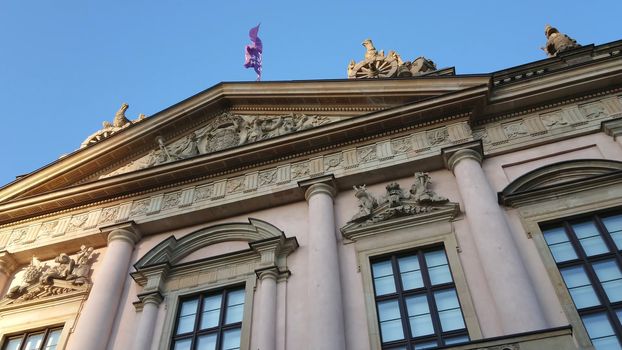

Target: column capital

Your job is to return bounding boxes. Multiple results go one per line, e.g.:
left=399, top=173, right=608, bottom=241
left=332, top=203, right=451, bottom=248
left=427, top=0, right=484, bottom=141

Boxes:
left=0, top=251, right=17, bottom=276
left=441, top=140, right=484, bottom=172
left=138, top=291, right=164, bottom=306
left=298, top=175, right=337, bottom=201
left=101, top=221, right=141, bottom=246
left=255, top=266, right=280, bottom=281
left=602, top=117, right=622, bottom=141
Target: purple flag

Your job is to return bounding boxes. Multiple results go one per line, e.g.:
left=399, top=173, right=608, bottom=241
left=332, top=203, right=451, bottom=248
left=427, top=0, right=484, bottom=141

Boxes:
left=244, top=24, right=263, bottom=81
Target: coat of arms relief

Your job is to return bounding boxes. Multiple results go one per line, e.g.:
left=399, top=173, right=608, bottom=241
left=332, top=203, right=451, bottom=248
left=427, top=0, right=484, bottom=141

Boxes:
left=1, top=246, right=96, bottom=305
left=100, top=112, right=343, bottom=178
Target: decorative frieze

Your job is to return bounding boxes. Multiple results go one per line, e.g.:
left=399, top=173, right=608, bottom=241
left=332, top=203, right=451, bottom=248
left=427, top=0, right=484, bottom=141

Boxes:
left=2, top=94, right=620, bottom=251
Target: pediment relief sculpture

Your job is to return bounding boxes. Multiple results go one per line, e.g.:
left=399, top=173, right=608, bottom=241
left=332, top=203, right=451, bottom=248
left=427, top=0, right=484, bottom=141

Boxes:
left=542, top=24, right=580, bottom=57
left=342, top=172, right=456, bottom=234
left=348, top=39, right=437, bottom=79
left=100, top=112, right=343, bottom=178
left=2, top=246, right=95, bottom=305
left=81, top=103, right=147, bottom=149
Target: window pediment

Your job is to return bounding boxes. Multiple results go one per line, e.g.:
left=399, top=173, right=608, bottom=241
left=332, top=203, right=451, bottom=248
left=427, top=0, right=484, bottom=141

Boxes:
left=134, top=218, right=293, bottom=269
left=499, top=159, right=622, bottom=207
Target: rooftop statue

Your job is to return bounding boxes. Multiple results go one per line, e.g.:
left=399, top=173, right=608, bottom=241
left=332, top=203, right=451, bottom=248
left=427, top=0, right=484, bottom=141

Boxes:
left=81, top=103, right=147, bottom=148
left=348, top=39, right=436, bottom=79
left=542, top=24, right=580, bottom=57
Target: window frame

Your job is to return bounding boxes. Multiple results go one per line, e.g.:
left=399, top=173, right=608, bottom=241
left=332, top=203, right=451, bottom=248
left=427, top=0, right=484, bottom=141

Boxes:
left=370, top=246, right=470, bottom=349
left=540, top=210, right=622, bottom=348
left=1, top=325, right=64, bottom=350
left=159, top=275, right=256, bottom=350
left=353, top=219, right=482, bottom=350
left=170, top=284, right=246, bottom=350
left=514, top=180, right=622, bottom=349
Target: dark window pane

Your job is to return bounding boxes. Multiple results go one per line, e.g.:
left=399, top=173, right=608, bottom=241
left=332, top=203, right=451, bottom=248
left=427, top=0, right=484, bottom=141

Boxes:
left=196, top=333, right=217, bottom=350
left=560, top=266, right=600, bottom=308
left=603, top=214, right=622, bottom=250
left=414, top=340, right=438, bottom=349
left=405, top=294, right=434, bottom=337
left=3, top=338, right=22, bottom=350
left=424, top=250, right=452, bottom=285
left=372, top=260, right=396, bottom=295
left=222, top=328, right=241, bottom=350
left=43, top=330, right=62, bottom=350
left=593, top=260, right=622, bottom=303
left=444, top=335, right=470, bottom=345
left=200, top=295, right=222, bottom=330
left=176, top=298, right=199, bottom=334
left=173, top=338, right=192, bottom=350
left=225, top=289, right=245, bottom=324
left=23, top=333, right=44, bottom=350
left=582, top=313, right=621, bottom=350
left=399, top=255, right=423, bottom=290
left=434, top=289, right=466, bottom=331
left=573, top=221, right=609, bottom=256
left=377, top=300, right=404, bottom=342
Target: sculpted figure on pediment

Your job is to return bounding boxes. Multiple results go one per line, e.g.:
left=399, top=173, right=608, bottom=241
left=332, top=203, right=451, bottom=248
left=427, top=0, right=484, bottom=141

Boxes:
left=343, top=172, right=454, bottom=231
left=3, top=246, right=96, bottom=303
left=99, top=112, right=341, bottom=178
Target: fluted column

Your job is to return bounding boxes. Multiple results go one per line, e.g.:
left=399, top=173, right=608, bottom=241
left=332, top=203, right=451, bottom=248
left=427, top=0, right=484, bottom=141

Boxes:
left=299, top=176, right=346, bottom=350
left=255, top=268, right=279, bottom=350
left=0, top=251, right=16, bottom=295
left=443, top=143, right=546, bottom=333
left=132, top=292, right=164, bottom=350
left=68, top=222, right=141, bottom=350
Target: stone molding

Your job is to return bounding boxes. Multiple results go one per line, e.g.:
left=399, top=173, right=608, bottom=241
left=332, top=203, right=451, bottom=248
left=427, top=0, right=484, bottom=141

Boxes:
left=102, top=222, right=141, bottom=246
left=602, top=117, right=622, bottom=140
left=1, top=94, right=621, bottom=254
left=441, top=140, right=484, bottom=172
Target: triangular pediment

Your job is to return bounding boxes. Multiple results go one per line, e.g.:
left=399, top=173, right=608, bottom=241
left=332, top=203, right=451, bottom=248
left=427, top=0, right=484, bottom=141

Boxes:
left=0, top=76, right=489, bottom=223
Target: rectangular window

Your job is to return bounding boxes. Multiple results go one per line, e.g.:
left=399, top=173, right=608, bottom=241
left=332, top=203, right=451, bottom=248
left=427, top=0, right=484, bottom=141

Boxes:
left=2, top=327, right=62, bottom=350
left=542, top=212, right=622, bottom=350
left=171, top=286, right=245, bottom=350
left=371, top=246, right=469, bottom=349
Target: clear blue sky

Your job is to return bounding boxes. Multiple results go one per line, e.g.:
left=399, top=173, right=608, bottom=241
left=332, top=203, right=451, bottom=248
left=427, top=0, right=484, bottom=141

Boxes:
left=1, top=0, right=621, bottom=187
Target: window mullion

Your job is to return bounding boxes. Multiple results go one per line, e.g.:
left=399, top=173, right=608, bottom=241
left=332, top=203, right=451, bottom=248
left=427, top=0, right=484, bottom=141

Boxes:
left=419, top=250, right=443, bottom=347
left=392, top=255, right=413, bottom=350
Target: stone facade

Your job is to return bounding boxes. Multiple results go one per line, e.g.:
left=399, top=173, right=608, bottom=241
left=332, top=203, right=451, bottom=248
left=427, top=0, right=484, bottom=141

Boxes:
left=0, top=34, right=621, bottom=350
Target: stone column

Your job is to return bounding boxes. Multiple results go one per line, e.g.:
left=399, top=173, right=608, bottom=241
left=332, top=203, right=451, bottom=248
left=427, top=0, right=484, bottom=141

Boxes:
left=255, top=268, right=279, bottom=350
left=132, top=292, right=164, bottom=350
left=0, top=251, right=16, bottom=295
left=68, top=222, right=141, bottom=350
left=443, top=142, right=546, bottom=333
left=299, top=176, right=346, bottom=350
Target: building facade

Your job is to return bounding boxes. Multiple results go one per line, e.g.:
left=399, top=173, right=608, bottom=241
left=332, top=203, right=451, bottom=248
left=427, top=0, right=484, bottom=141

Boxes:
left=1, top=28, right=622, bottom=350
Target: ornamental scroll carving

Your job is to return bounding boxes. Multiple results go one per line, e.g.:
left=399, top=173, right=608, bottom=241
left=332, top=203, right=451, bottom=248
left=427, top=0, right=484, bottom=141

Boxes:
left=2, top=246, right=96, bottom=304
left=101, top=112, right=341, bottom=178
left=342, top=172, right=452, bottom=232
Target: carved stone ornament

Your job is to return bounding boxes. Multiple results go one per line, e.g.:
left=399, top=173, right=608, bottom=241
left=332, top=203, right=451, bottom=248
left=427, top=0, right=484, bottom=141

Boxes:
left=1, top=246, right=95, bottom=304
left=101, top=112, right=341, bottom=178
left=81, top=103, right=147, bottom=149
left=541, top=24, right=580, bottom=57
left=348, top=39, right=436, bottom=79
left=342, top=172, right=452, bottom=233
